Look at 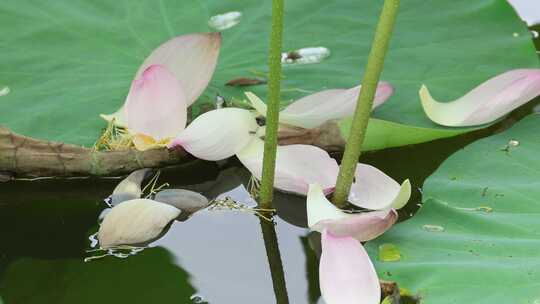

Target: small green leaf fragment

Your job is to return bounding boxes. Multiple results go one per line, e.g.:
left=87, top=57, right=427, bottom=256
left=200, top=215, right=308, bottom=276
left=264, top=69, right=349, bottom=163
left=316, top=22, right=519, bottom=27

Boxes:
left=379, top=243, right=401, bottom=262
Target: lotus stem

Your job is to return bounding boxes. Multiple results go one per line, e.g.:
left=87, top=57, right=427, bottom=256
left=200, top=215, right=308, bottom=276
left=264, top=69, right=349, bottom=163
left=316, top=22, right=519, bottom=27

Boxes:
left=259, top=0, right=284, bottom=209
left=332, top=0, right=400, bottom=207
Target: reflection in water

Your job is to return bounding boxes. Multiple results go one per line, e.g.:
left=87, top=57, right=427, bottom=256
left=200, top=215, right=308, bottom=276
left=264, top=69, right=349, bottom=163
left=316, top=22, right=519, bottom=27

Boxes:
left=259, top=218, right=289, bottom=303
left=0, top=247, right=196, bottom=304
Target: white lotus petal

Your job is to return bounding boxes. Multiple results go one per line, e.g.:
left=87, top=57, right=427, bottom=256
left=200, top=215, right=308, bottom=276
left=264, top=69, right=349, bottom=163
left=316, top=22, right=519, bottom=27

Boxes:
left=320, top=230, right=381, bottom=304
left=307, top=183, right=352, bottom=228
left=98, top=198, right=180, bottom=248
left=237, top=138, right=339, bottom=195
left=99, top=106, right=126, bottom=127
left=420, top=69, right=540, bottom=127
left=136, top=33, right=221, bottom=105
left=348, top=164, right=411, bottom=210
left=169, top=108, right=258, bottom=161
left=125, top=65, right=187, bottom=141
left=110, top=168, right=152, bottom=205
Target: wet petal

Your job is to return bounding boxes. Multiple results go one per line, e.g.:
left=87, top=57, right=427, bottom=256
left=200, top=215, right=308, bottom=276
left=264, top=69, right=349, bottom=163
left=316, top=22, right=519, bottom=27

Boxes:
left=307, top=183, right=398, bottom=242
left=237, top=138, right=339, bottom=195
left=126, top=65, right=187, bottom=141
left=348, top=164, right=411, bottom=210
left=420, top=69, right=540, bottom=126
left=109, top=168, right=152, bottom=205
left=154, top=189, right=210, bottom=214
left=136, top=33, right=221, bottom=105
left=320, top=230, right=381, bottom=304
left=307, top=183, right=351, bottom=228
left=246, top=82, right=393, bottom=129
left=315, top=209, right=398, bottom=242
left=98, top=198, right=180, bottom=248
left=100, top=106, right=126, bottom=127
left=169, top=108, right=258, bottom=161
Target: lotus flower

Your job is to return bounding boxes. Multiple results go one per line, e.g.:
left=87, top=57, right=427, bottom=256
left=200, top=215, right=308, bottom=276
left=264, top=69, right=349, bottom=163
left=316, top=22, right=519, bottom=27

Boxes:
left=420, top=69, right=540, bottom=127
left=100, top=33, right=221, bottom=150
left=307, top=181, right=406, bottom=304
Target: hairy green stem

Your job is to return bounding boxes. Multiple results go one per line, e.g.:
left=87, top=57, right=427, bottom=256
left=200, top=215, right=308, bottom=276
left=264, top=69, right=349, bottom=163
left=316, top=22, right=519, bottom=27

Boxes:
left=332, top=0, right=400, bottom=207
left=259, top=217, right=290, bottom=303
left=259, top=0, right=284, bottom=209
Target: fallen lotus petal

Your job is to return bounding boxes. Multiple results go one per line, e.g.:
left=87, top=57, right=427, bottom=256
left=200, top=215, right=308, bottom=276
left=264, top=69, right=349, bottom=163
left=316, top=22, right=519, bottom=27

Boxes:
left=319, top=229, right=380, bottom=304
left=420, top=69, right=540, bottom=127
left=246, top=82, right=393, bottom=129
left=125, top=65, right=187, bottom=141
left=100, top=33, right=220, bottom=128
left=307, top=184, right=397, bottom=242
left=108, top=168, right=152, bottom=206
left=136, top=33, right=221, bottom=105
left=154, top=189, right=210, bottom=213
left=348, top=164, right=411, bottom=210
left=99, top=106, right=126, bottom=127
left=169, top=108, right=258, bottom=161
left=98, top=198, right=180, bottom=248
left=237, top=138, right=339, bottom=195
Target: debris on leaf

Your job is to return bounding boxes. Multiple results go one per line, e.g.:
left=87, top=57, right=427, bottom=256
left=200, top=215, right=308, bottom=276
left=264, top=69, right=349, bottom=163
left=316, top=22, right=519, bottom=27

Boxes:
left=208, top=11, right=242, bottom=31
left=422, top=224, right=445, bottom=232
left=379, top=243, right=401, bottom=262
left=226, top=77, right=267, bottom=87
left=281, top=47, right=330, bottom=65
left=0, top=86, right=10, bottom=97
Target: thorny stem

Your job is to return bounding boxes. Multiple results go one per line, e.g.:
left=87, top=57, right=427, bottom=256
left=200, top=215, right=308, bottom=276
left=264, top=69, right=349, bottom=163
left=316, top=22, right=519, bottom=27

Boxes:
left=259, top=0, right=284, bottom=209
left=259, top=216, right=290, bottom=304
left=332, top=0, right=400, bottom=207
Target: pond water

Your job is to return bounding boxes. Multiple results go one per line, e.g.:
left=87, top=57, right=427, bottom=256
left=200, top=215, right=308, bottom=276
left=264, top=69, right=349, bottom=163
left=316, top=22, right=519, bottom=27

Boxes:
left=0, top=105, right=534, bottom=304
left=0, top=25, right=539, bottom=304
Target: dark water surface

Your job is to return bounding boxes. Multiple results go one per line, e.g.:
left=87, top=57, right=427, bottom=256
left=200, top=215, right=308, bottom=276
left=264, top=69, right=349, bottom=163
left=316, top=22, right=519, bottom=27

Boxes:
left=1, top=31, right=539, bottom=303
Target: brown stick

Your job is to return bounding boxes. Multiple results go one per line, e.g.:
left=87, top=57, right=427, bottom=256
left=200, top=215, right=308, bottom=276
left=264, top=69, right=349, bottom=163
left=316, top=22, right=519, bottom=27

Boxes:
left=0, top=126, right=190, bottom=179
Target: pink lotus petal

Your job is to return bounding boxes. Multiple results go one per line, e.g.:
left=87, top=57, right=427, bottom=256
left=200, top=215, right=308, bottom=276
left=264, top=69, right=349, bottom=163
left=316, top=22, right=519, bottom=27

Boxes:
left=125, top=65, right=187, bottom=140
left=320, top=229, right=381, bottom=304
left=348, top=164, right=411, bottom=210
left=420, top=69, right=540, bottom=127
left=307, top=183, right=398, bottom=242
left=136, top=33, right=221, bottom=105
left=236, top=138, right=339, bottom=195
left=246, top=83, right=393, bottom=129
left=315, top=210, right=398, bottom=242
left=169, top=108, right=258, bottom=161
